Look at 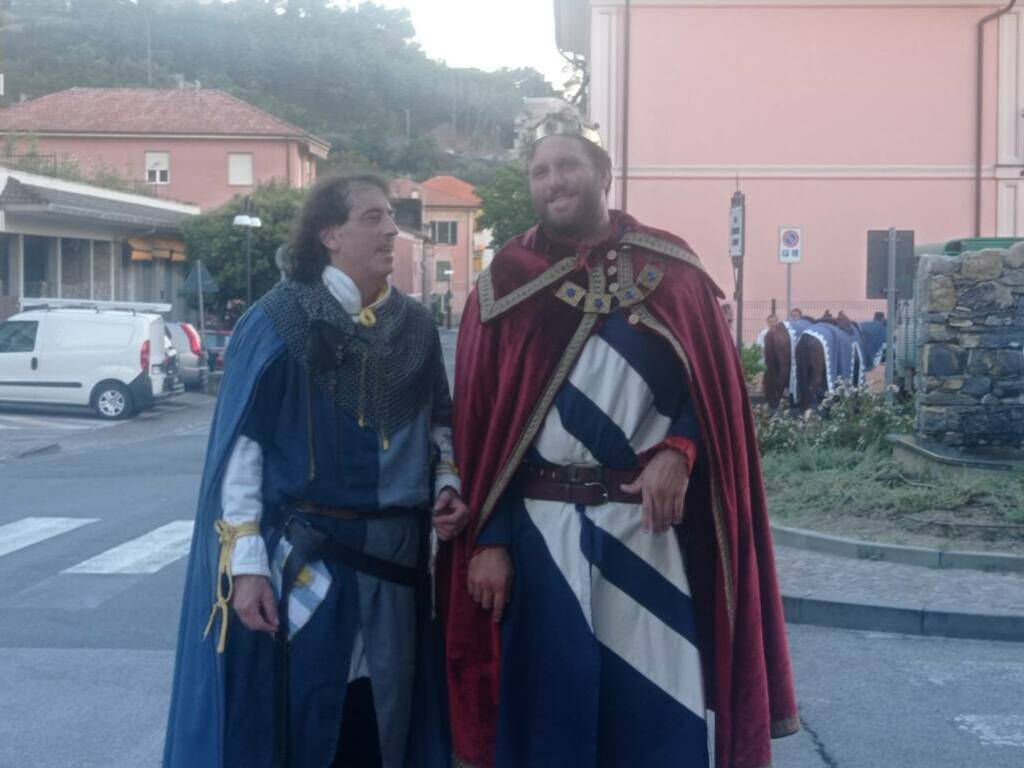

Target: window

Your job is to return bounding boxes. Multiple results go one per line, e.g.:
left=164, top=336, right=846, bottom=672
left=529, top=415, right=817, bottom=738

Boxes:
left=432, top=220, right=458, bottom=245
left=145, top=151, right=170, bottom=184
left=0, top=321, right=38, bottom=353
left=228, top=153, right=254, bottom=186
left=23, top=235, right=57, bottom=299
left=60, top=238, right=90, bottom=299
left=435, top=260, right=453, bottom=282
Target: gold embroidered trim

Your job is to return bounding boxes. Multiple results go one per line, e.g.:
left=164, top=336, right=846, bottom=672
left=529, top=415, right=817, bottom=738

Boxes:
left=632, top=304, right=737, bottom=634
left=555, top=280, right=586, bottom=307
left=475, top=264, right=605, bottom=534
left=620, top=231, right=706, bottom=274
left=772, top=713, right=802, bottom=738
left=478, top=257, right=577, bottom=323
left=583, top=292, right=612, bottom=314
left=203, top=519, right=262, bottom=654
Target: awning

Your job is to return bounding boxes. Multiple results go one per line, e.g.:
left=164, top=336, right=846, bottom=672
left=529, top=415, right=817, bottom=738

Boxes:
left=129, top=236, right=187, bottom=262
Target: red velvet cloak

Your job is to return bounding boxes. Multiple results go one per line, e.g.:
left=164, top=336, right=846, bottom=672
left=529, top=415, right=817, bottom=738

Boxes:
left=442, top=212, right=798, bottom=768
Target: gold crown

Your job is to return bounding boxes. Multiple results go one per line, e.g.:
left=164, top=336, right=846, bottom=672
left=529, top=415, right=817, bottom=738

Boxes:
left=526, top=110, right=603, bottom=148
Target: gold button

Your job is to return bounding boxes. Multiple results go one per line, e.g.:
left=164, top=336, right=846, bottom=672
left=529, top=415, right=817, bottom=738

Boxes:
left=608, top=282, right=620, bottom=293
left=607, top=265, right=618, bottom=277
left=606, top=249, right=618, bottom=261
left=628, top=312, right=640, bottom=325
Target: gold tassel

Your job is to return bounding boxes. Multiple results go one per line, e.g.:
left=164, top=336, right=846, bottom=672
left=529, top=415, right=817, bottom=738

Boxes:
left=203, top=519, right=261, bottom=653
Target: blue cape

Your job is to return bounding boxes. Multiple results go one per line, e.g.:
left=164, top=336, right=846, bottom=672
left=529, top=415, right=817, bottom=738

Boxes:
left=163, top=306, right=287, bottom=767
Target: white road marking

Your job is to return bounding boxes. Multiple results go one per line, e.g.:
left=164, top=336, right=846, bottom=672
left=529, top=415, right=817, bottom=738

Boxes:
left=0, top=517, right=99, bottom=558
left=0, top=414, right=114, bottom=431
left=955, top=715, right=1024, bottom=747
left=63, top=520, right=195, bottom=575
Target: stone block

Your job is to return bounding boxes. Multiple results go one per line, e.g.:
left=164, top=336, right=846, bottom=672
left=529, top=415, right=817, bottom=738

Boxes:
left=919, top=254, right=960, bottom=277
left=919, top=392, right=979, bottom=406
left=927, top=275, right=957, bottom=312
left=940, top=376, right=965, bottom=391
left=918, top=406, right=947, bottom=433
left=1001, top=268, right=1024, bottom=286
left=959, top=281, right=1014, bottom=310
left=922, top=343, right=966, bottom=376
left=1007, top=241, right=1024, bottom=269
left=962, top=376, right=992, bottom=396
left=962, top=249, right=1005, bottom=281
left=995, top=350, right=1024, bottom=376
left=961, top=334, right=982, bottom=349
left=921, top=323, right=956, bottom=342
left=981, top=335, right=1023, bottom=350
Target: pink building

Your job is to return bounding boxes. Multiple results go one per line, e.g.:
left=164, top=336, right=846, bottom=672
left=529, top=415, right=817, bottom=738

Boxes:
left=392, top=176, right=483, bottom=316
left=554, top=0, right=1024, bottom=340
left=0, top=88, right=330, bottom=211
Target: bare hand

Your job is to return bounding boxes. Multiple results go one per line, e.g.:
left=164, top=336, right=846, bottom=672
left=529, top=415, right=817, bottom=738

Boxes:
left=620, top=448, right=690, bottom=534
left=432, top=486, right=470, bottom=541
left=232, top=574, right=280, bottom=635
left=467, top=546, right=513, bottom=624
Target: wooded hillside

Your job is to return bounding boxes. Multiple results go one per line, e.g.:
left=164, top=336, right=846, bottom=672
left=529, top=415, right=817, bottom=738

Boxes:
left=0, top=0, right=560, bottom=182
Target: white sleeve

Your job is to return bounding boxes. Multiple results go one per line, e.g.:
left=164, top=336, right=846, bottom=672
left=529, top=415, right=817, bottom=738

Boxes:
left=431, top=424, right=461, bottom=500
left=221, top=434, right=271, bottom=577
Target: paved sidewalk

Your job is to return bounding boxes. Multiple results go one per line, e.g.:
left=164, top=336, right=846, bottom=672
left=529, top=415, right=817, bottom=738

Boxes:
left=775, top=543, right=1024, bottom=642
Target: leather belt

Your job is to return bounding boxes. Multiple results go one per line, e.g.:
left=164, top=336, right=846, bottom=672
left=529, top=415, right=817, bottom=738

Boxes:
left=514, top=463, right=643, bottom=506
left=294, top=501, right=417, bottom=522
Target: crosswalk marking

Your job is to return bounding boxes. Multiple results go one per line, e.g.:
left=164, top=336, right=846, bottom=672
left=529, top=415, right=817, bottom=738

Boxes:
left=63, top=520, right=195, bottom=575
left=0, top=414, right=115, bottom=431
left=0, top=517, right=99, bottom=558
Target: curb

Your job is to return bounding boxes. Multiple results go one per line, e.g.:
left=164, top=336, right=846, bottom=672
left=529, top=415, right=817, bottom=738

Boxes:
left=13, top=443, right=61, bottom=459
left=783, top=594, right=1024, bottom=643
left=771, top=523, right=1024, bottom=574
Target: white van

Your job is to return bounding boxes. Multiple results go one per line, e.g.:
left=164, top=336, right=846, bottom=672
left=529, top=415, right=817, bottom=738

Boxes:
left=0, top=300, right=183, bottom=419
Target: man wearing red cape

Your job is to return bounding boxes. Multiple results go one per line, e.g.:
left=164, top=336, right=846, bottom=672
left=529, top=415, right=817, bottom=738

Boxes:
left=442, top=112, right=798, bottom=768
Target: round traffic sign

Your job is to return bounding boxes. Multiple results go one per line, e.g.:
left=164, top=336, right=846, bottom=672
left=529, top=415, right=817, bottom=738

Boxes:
left=782, top=229, right=800, bottom=248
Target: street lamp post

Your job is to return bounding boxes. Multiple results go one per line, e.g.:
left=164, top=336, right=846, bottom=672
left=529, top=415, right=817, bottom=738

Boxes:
left=232, top=195, right=262, bottom=307
left=443, top=268, right=454, bottom=329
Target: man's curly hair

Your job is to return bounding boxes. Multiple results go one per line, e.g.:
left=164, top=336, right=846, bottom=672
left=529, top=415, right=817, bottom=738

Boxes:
left=287, top=173, right=390, bottom=284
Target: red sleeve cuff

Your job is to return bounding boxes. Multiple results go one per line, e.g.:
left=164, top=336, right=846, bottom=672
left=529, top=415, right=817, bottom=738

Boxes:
left=641, top=436, right=697, bottom=473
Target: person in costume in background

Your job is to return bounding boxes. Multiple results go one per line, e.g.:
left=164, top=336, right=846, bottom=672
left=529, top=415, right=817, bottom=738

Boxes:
left=442, top=112, right=798, bottom=768
left=164, top=174, right=468, bottom=768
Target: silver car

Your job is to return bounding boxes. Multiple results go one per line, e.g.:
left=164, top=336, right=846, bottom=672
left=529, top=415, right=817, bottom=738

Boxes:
left=165, top=321, right=209, bottom=391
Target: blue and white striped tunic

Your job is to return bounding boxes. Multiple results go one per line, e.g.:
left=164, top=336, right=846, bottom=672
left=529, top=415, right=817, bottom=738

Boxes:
left=479, top=310, right=710, bottom=768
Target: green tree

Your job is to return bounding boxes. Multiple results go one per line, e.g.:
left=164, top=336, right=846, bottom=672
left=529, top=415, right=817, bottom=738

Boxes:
left=179, top=182, right=307, bottom=314
left=477, top=164, right=537, bottom=249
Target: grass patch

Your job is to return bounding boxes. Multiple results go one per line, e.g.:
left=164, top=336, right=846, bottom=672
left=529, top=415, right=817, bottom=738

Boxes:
left=756, top=387, right=1024, bottom=550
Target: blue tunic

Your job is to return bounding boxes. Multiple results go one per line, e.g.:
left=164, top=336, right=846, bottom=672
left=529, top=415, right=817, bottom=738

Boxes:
left=477, top=310, right=710, bottom=768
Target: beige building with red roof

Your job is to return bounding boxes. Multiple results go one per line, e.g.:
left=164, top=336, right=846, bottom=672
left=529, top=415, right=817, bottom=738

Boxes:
left=0, top=88, right=330, bottom=211
left=392, top=175, right=485, bottom=317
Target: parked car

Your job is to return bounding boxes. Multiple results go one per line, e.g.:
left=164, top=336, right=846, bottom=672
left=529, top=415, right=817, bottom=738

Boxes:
left=0, top=303, right=182, bottom=419
left=201, top=329, right=233, bottom=371
left=166, top=321, right=208, bottom=391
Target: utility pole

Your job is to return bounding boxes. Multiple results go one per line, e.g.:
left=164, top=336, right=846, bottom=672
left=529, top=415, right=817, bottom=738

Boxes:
left=729, top=188, right=746, bottom=348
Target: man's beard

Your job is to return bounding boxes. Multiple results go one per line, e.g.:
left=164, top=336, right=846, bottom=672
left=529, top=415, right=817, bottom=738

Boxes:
left=534, top=182, right=605, bottom=240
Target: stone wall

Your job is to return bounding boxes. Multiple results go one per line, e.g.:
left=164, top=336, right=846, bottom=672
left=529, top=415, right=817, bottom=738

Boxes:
left=915, top=243, right=1024, bottom=448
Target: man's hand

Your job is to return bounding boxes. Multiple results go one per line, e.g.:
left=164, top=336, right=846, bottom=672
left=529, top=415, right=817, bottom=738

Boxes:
left=468, top=546, right=513, bottom=624
left=432, top=486, right=470, bottom=541
left=232, top=574, right=280, bottom=635
left=621, top=448, right=691, bottom=535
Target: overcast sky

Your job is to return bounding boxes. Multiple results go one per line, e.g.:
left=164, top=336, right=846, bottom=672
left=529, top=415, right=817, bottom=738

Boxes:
left=368, top=0, right=571, bottom=89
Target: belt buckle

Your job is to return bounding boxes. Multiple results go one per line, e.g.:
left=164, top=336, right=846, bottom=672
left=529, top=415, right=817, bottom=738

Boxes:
left=582, top=481, right=610, bottom=505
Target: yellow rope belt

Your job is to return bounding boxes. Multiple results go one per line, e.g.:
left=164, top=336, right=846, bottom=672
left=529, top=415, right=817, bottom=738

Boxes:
left=203, top=519, right=262, bottom=653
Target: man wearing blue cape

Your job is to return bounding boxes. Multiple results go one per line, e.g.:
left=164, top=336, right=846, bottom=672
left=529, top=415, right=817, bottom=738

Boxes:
left=164, top=174, right=468, bottom=768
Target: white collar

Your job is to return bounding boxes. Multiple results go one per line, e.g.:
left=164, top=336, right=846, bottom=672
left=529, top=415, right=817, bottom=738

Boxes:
left=321, top=266, right=390, bottom=319
left=321, top=266, right=364, bottom=317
